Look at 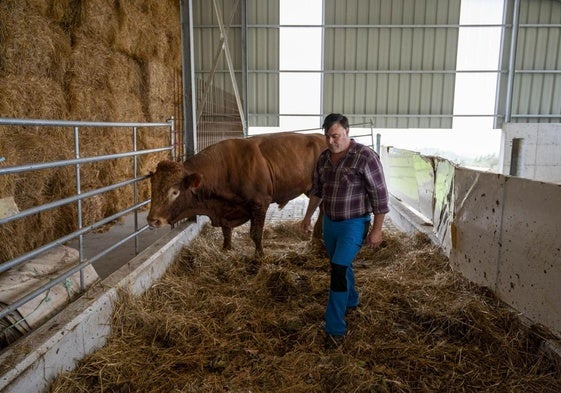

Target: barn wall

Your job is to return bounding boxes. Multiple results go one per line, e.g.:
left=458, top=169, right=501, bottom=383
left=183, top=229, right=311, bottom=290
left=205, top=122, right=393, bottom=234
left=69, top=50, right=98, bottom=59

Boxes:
left=499, top=123, right=561, bottom=183
left=382, top=147, right=561, bottom=338
left=192, top=0, right=279, bottom=128
left=451, top=168, right=561, bottom=338
left=322, top=0, right=461, bottom=128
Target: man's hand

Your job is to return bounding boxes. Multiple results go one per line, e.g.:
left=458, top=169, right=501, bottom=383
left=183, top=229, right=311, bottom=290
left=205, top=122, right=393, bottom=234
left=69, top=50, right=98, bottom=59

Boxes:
left=365, top=227, right=383, bottom=249
left=300, top=195, right=321, bottom=236
left=365, top=213, right=386, bottom=249
left=299, top=217, right=312, bottom=235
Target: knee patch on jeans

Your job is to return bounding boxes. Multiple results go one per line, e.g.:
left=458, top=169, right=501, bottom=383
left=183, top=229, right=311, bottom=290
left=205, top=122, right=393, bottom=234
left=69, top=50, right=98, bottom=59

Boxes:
left=330, top=263, right=347, bottom=292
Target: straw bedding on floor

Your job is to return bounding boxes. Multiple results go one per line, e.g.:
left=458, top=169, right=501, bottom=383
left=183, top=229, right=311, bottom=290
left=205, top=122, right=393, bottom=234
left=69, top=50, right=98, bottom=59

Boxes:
left=49, top=221, right=561, bottom=392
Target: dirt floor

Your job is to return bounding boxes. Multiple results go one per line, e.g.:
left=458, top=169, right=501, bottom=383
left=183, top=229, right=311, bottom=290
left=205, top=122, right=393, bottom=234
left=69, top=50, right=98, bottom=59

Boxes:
left=49, top=220, right=561, bottom=393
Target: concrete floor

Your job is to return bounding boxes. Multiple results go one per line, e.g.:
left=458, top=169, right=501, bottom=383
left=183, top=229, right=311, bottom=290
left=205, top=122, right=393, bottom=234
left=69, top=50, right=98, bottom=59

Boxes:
left=67, top=211, right=169, bottom=279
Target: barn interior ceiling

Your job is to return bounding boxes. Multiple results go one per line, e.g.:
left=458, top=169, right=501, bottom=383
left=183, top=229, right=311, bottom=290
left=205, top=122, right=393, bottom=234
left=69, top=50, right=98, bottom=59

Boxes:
left=189, top=0, right=561, bottom=132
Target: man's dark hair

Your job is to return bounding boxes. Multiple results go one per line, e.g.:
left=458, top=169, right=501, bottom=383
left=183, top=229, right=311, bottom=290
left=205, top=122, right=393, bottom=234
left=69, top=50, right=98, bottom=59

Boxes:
left=322, top=113, right=349, bottom=134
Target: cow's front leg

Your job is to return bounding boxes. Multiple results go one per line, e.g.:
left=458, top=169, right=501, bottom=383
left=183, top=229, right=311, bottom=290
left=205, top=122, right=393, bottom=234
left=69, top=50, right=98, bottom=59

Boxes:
left=222, top=227, right=233, bottom=250
left=249, top=208, right=267, bottom=257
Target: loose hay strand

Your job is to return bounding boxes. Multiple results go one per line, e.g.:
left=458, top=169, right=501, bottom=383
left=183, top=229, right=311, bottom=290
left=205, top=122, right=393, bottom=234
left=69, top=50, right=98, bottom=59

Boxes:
left=49, top=222, right=561, bottom=392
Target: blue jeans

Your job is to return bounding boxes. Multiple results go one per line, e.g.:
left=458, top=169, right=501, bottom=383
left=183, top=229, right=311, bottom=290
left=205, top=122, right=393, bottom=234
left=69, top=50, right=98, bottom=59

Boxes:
left=322, top=214, right=370, bottom=336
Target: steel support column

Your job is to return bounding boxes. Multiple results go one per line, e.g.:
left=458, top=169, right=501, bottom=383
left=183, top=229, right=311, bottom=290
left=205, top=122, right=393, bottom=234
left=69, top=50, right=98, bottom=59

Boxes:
left=504, top=0, right=521, bottom=123
left=180, top=0, right=198, bottom=156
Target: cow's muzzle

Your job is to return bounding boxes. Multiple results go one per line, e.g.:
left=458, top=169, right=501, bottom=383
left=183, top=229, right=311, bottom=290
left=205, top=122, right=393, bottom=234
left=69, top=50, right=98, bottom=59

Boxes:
left=147, top=217, right=166, bottom=228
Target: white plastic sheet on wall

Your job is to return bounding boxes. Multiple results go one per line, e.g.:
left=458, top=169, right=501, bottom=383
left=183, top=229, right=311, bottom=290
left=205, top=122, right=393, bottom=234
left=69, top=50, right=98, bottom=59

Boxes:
left=382, top=147, right=436, bottom=223
left=382, top=147, right=455, bottom=253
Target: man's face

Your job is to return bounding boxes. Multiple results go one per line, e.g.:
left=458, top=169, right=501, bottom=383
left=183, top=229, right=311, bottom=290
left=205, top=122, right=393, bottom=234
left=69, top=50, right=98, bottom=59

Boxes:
left=325, top=123, right=351, bottom=154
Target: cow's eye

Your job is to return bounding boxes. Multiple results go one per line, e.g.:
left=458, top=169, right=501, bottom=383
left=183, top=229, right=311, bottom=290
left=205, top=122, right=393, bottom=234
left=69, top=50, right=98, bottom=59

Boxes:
left=168, top=188, right=180, bottom=200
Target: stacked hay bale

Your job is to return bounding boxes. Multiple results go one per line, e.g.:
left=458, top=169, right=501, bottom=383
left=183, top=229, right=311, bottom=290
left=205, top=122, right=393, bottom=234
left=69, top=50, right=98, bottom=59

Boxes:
left=0, top=0, right=181, bottom=262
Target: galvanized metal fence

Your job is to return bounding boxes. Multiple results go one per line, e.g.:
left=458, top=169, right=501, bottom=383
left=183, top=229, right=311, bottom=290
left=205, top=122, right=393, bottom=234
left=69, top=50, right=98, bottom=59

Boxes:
left=0, top=117, right=175, bottom=334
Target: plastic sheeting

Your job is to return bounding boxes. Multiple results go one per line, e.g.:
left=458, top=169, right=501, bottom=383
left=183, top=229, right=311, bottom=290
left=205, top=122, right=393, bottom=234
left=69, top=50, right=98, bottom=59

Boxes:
left=382, top=147, right=455, bottom=253
left=0, top=246, right=98, bottom=344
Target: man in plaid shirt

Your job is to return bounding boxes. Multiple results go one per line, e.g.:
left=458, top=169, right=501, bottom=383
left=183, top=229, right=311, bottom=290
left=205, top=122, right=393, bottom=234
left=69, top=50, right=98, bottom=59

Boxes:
left=300, top=113, right=389, bottom=350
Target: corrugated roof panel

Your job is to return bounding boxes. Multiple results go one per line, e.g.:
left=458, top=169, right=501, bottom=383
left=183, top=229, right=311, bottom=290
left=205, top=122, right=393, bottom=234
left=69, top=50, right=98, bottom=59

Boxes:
left=192, top=0, right=279, bottom=128
left=496, top=0, right=561, bottom=125
left=247, top=28, right=279, bottom=126
left=193, top=0, right=242, bottom=102
left=323, top=0, right=461, bottom=128
left=247, top=0, right=279, bottom=126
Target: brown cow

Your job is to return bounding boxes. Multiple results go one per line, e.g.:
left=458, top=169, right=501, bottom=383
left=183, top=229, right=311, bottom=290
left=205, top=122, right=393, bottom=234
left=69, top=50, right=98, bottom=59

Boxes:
left=147, top=132, right=326, bottom=255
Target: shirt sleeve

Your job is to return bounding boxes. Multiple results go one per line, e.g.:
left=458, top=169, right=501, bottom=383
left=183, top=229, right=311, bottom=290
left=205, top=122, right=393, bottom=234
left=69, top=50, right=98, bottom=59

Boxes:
left=362, top=148, right=390, bottom=214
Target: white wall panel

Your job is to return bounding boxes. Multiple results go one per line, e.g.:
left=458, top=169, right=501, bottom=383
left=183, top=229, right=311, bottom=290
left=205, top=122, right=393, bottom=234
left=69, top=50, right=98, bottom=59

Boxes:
left=496, top=177, right=561, bottom=336
left=450, top=169, right=505, bottom=288
left=500, top=123, right=561, bottom=183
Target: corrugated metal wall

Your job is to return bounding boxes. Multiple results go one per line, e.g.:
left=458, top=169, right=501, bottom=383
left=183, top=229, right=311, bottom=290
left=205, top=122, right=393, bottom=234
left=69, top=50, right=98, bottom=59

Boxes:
left=496, top=0, right=561, bottom=125
left=191, top=0, right=243, bottom=150
left=192, top=0, right=279, bottom=131
left=322, top=0, right=461, bottom=128
left=246, top=0, right=280, bottom=127
left=189, top=0, right=560, bottom=137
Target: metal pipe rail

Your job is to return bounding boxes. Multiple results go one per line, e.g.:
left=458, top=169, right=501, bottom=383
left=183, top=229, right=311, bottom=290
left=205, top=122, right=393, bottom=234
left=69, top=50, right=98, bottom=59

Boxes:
left=0, top=117, right=175, bottom=323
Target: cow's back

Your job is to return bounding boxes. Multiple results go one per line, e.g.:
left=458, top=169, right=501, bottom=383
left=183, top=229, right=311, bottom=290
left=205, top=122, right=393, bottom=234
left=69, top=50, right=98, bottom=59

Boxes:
left=253, top=132, right=326, bottom=206
left=183, top=132, right=325, bottom=205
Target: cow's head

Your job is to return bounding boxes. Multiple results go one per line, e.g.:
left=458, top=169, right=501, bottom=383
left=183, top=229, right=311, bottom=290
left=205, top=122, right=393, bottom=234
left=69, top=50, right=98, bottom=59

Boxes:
left=146, top=160, right=203, bottom=228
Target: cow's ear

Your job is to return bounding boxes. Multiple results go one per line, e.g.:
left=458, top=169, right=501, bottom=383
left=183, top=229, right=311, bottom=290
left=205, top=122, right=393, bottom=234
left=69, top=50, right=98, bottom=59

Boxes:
left=183, top=173, right=203, bottom=190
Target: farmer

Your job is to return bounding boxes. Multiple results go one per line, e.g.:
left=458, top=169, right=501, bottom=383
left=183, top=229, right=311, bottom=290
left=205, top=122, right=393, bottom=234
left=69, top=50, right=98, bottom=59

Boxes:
left=300, top=113, right=389, bottom=349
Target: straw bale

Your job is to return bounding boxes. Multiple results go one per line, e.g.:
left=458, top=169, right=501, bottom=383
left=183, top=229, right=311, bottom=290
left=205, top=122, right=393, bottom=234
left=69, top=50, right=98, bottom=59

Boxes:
left=145, top=60, right=175, bottom=122
left=74, top=124, right=136, bottom=218
left=68, top=36, right=112, bottom=94
left=113, top=0, right=181, bottom=65
left=68, top=37, right=146, bottom=122
left=0, top=75, right=68, bottom=119
left=7, top=0, right=50, bottom=17
left=17, top=0, right=75, bottom=23
left=112, top=91, right=146, bottom=122
left=0, top=70, right=75, bottom=261
left=107, top=51, right=143, bottom=97
left=0, top=1, right=71, bottom=84
left=71, top=0, right=119, bottom=46
left=44, top=0, right=72, bottom=23
left=67, top=37, right=114, bottom=121
left=49, top=223, right=561, bottom=392
left=68, top=86, right=113, bottom=122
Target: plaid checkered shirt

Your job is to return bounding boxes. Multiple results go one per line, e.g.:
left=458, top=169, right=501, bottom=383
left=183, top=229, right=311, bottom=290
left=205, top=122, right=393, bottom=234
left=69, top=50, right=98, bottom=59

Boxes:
left=311, top=140, right=389, bottom=221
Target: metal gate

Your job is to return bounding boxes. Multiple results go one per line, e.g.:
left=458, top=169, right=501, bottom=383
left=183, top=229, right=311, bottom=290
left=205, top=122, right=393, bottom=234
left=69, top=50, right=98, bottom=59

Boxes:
left=0, top=117, right=174, bottom=347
